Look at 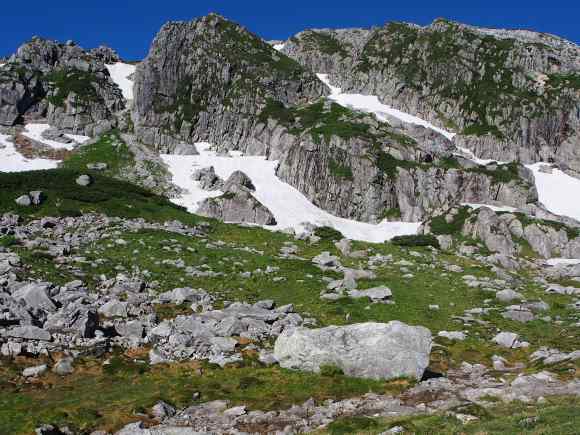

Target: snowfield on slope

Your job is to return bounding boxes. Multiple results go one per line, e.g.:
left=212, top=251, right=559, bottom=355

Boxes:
left=22, top=124, right=90, bottom=151
left=317, top=74, right=456, bottom=141
left=527, top=163, right=580, bottom=222
left=463, top=203, right=519, bottom=213
left=0, top=133, right=59, bottom=172
left=106, top=63, right=136, bottom=100
left=1, top=124, right=90, bottom=173
left=162, top=144, right=420, bottom=243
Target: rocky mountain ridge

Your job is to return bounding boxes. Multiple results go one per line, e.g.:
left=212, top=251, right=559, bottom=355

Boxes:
left=129, top=14, right=552, bottom=223
left=0, top=38, right=125, bottom=136
left=132, top=13, right=327, bottom=153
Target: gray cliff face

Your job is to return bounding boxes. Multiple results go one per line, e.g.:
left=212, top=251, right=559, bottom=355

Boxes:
left=281, top=19, right=580, bottom=172
left=277, top=136, right=536, bottom=222
left=132, top=13, right=327, bottom=153
left=0, top=38, right=125, bottom=135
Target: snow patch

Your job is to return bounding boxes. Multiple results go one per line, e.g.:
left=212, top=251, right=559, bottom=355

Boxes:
left=546, top=258, right=580, bottom=267
left=316, top=74, right=456, bottom=141
left=527, top=163, right=580, bottom=222
left=463, top=203, right=518, bottom=213
left=105, top=62, right=136, bottom=100
left=162, top=144, right=420, bottom=243
left=454, top=144, right=506, bottom=166
left=22, top=124, right=89, bottom=151
left=273, top=43, right=285, bottom=51
left=0, top=133, right=59, bottom=172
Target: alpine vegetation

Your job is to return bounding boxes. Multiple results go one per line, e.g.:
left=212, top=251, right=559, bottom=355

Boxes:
left=0, top=12, right=580, bottom=435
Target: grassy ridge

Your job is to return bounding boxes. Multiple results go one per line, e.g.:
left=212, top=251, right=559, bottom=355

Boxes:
left=0, top=168, right=194, bottom=224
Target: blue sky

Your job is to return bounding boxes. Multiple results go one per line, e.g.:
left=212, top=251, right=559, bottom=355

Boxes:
left=2, top=1, right=579, bottom=60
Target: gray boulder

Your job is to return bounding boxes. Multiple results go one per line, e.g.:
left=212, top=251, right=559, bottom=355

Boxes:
left=493, top=331, right=529, bottom=348
left=52, top=356, right=74, bottom=376
left=12, top=283, right=57, bottom=313
left=115, top=320, right=146, bottom=338
left=273, top=321, right=432, bottom=380
left=29, top=191, right=45, bottom=205
left=222, top=171, right=255, bottom=193
left=6, top=325, right=51, bottom=341
left=192, top=166, right=223, bottom=190
left=312, top=251, right=340, bottom=268
left=86, top=163, right=108, bottom=171
left=41, top=128, right=74, bottom=144
left=76, top=175, right=92, bottom=186
left=151, top=401, right=176, bottom=419
left=496, top=289, right=524, bottom=303
left=44, top=305, right=98, bottom=338
left=98, top=299, right=128, bottom=318
left=197, top=190, right=276, bottom=226
left=347, top=286, right=392, bottom=302
left=196, top=170, right=275, bottom=226
left=157, top=287, right=213, bottom=308
left=15, top=195, right=32, bottom=206
left=502, top=308, right=535, bottom=323
left=23, top=364, right=48, bottom=377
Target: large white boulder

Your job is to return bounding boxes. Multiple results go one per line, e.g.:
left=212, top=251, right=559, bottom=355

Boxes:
left=273, top=321, right=432, bottom=380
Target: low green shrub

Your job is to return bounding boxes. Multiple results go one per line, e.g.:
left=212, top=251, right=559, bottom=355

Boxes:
left=314, top=226, right=344, bottom=242
left=0, top=235, right=18, bottom=248
left=429, top=207, right=470, bottom=235
left=391, top=234, right=440, bottom=248
left=328, top=416, right=381, bottom=435
left=319, top=364, right=344, bottom=377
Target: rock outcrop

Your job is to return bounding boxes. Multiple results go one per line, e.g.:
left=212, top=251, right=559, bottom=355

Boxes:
left=421, top=205, right=580, bottom=258
left=0, top=38, right=125, bottom=135
left=88, top=46, right=122, bottom=64
left=197, top=171, right=276, bottom=225
left=273, top=321, right=432, bottom=380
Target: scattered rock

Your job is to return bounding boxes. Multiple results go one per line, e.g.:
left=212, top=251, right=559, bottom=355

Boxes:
left=496, top=289, right=524, bottom=303
left=15, top=195, right=32, bottom=206
left=87, top=163, right=108, bottom=171
left=347, top=286, right=392, bottom=303
left=53, top=357, right=74, bottom=376
left=23, top=364, right=48, bottom=377
left=493, top=332, right=529, bottom=349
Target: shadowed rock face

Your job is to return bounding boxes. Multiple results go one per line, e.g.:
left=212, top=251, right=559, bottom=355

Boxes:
left=0, top=38, right=125, bottom=135
left=282, top=19, right=580, bottom=172
left=132, top=13, right=327, bottom=153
